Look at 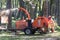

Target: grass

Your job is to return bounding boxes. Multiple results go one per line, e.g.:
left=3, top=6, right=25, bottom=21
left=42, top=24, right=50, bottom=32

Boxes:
left=0, top=34, right=59, bottom=40
left=55, top=26, right=60, bottom=32
left=0, top=36, right=22, bottom=40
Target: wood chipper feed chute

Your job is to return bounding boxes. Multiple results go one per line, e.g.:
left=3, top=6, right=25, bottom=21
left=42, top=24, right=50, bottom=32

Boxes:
left=19, top=7, right=31, bottom=20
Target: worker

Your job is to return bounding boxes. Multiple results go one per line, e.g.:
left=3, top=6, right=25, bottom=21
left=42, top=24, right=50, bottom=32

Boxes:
left=48, top=16, right=55, bottom=32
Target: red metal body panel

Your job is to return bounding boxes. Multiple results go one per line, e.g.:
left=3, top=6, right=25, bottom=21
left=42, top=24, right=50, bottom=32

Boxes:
left=32, top=16, right=48, bottom=28
left=16, top=20, right=28, bottom=30
left=16, top=16, right=49, bottom=30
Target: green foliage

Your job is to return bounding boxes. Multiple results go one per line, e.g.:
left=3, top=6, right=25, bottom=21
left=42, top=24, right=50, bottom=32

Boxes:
left=0, top=0, right=6, bottom=8
left=55, top=26, right=60, bottom=32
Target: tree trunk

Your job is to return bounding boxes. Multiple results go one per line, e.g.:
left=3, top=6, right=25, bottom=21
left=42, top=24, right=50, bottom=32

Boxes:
left=55, top=0, right=60, bottom=25
left=30, top=5, right=34, bottom=19
left=6, top=0, right=12, bottom=29
left=18, top=0, right=26, bottom=19
left=39, top=0, right=43, bottom=16
left=42, top=0, right=50, bottom=17
left=6, top=0, right=11, bottom=9
left=0, top=16, right=1, bottom=26
left=33, top=4, right=37, bottom=19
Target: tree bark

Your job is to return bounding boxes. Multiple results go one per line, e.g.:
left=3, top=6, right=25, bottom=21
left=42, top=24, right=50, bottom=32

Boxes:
left=0, top=16, right=1, bottom=26
left=42, top=0, right=50, bottom=17
left=18, top=0, right=26, bottom=19
left=6, top=0, right=12, bottom=29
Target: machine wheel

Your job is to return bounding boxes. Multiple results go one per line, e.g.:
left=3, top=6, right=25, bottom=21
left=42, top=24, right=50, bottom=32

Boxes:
left=32, top=29, right=36, bottom=34
left=51, top=28, right=54, bottom=32
left=24, top=28, right=33, bottom=35
left=38, top=29, right=45, bottom=34
left=38, top=28, right=48, bottom=34
left=41, top=27, right=49, bottom=34
left=42, top=23, right=49, bottom=34
left=39, top=30, right=48, bottom=34
left=40, top=31, right=44, bottom=34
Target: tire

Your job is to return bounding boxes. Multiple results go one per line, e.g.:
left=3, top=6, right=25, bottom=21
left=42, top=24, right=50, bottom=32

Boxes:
left=42, top=23, right=49, bottom=34
left=51, top=28, right=54, bottom=32
left=42, top=27, right=49, bottom=34
left=32, top=30, right=36, bottom=34
left=24, top=28, right=32, bottom=35
left=38, top=29, right=44, bottom=34
left=39, top=31, right=43, bottom=34
left=39, top=26, right=49, bottom=34
left=39, top=30, right=47, bottom=34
